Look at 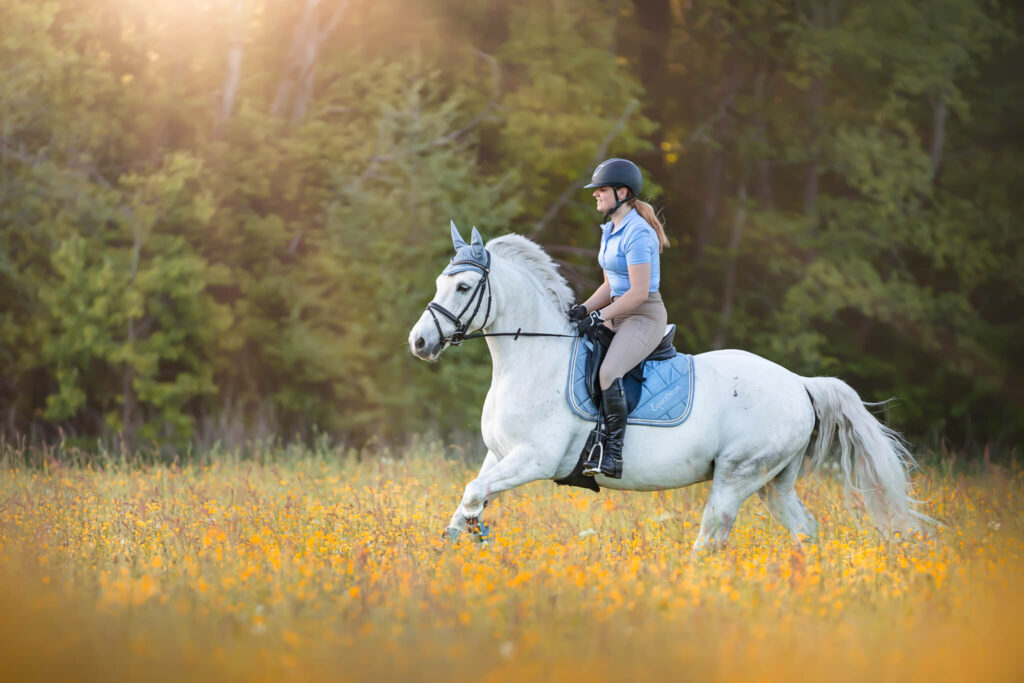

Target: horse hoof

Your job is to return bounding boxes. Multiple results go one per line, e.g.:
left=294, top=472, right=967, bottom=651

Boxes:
left=470, top=522, right=491, bottom=544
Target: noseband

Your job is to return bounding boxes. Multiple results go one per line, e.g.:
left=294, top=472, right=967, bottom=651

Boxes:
left=425, top=256, right=492, bottom=347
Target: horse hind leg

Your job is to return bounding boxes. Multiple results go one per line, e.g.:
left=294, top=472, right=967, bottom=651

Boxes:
left=693, top=446, right=802, bottom=558
left=763, top=489, right=818, bottom=542
left=757, top=455, right=818, bottom=542
left=692, top=468, right=768, bottom=558
left=692, top=483, right=743, bottom=558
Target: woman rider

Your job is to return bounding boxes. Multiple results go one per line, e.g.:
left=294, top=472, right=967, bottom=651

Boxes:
left=568, top=158, right=670, bottom=478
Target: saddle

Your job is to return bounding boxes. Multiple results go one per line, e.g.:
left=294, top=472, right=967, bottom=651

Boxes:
left=584, top=324, right=679, bottom=414
left=557, top=323, right=692, bottom=492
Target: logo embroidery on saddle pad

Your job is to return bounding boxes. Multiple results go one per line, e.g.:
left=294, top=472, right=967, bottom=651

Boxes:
left=566, top=336, right=696, bottom=427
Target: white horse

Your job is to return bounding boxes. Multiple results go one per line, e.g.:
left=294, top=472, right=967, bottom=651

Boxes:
left=408, top=226, right=930, bottom=554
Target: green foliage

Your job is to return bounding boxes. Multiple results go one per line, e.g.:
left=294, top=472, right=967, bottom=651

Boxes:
left=630, top=0, right=1023, bottom=445
left=0, top=0, right=1021, bottom=449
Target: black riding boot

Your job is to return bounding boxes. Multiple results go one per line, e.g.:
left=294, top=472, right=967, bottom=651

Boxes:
left=599, top=377, right=627, bottom=478
left=582, top=377, right=626, bottom=479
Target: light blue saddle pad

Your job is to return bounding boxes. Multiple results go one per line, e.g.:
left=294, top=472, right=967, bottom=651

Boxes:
left=565, top=334, right=696, bottom=427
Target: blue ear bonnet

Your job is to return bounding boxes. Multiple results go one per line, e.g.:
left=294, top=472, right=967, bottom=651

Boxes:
left=444, top=221, right=490, bottom=275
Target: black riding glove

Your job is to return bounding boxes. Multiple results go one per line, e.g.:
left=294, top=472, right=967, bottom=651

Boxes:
left=567, top=304, right=588, bottom=322
left=576, top=310, right=605, bottom=334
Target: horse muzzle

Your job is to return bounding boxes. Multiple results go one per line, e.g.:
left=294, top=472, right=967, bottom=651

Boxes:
left=409, top=314, right=444, bottom=361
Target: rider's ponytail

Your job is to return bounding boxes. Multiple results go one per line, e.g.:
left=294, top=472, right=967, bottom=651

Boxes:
left=631, top=199, right=669, bottom=252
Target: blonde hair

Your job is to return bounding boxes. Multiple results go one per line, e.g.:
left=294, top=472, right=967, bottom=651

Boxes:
left=630, top=198, right=669, bottom=252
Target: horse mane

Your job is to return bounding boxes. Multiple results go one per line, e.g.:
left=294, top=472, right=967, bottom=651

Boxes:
left=487, top=233, right=574, bottom=312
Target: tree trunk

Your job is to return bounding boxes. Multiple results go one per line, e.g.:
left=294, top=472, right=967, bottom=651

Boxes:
left=713, top=181, right=747, bottom=350
left=607, top=0, right=619, bottom=54
left=854, top=316, right=874, bottom=351
left=803, top=75, right=823, bottom=223
left=802, top=2, right=827, bottom=232
left=634, top=0, right=672, bottom=93
left=694, top=148, right=723, bottom=262
left=271, top=0, right=350, bottom=123
left=218, top=0, right=247, bottom=122
left=121, top=338, right=136, bottom=450
left=930, top=96, right=947, bottom=180
left=122, top=231, right=144, bottom=450
left=271, top=0, right=322, bottom=119
left=754, top=67, right=774, bottom=208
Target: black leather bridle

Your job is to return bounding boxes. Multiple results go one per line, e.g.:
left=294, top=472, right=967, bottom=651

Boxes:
left=425, top=256, right=493, bottom=347
left=424, top=249, right=577, bottom=347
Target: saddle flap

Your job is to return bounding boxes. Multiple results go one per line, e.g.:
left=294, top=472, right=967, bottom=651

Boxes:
left=583, top=325, right=614, bottom=400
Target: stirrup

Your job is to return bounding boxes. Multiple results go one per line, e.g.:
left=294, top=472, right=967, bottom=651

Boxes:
left=586, top=435, right=623, bottom=479
left=581, top=440, right=603, bottom=477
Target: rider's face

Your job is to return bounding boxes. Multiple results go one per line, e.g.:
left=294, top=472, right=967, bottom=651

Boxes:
left=593, top=186, right=624, bottom=214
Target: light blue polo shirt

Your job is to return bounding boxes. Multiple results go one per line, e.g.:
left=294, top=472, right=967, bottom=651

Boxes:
left=598, top=209, right=661, bottom=297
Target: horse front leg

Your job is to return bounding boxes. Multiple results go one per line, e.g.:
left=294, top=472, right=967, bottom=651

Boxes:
left=450, top=444, right=558, bottom=540
left=444, top=450, right=499, bottom=539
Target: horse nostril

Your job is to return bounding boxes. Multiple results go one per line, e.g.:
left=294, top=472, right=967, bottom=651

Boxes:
left=415, top=336, right=426, bottom=350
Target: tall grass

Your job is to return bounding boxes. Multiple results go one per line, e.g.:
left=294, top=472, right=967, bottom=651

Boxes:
left=0, top=440, right=1021, bottom=681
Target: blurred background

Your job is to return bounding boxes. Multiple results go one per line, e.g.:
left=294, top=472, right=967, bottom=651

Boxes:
left=0, top=0, right=1020, bottom=454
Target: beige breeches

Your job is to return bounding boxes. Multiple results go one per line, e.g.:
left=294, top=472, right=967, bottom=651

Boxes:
left=599, top=291, right=668, bottom=390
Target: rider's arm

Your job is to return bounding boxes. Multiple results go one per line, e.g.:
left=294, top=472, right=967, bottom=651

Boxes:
left=581, top=272, right=612, bottom=313
left=597, top=263, right=650, bottom=320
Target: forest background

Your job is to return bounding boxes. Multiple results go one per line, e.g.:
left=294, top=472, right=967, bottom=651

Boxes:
left=1, top=0, right=1021, bottom=454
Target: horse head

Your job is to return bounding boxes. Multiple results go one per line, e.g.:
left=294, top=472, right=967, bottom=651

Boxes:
left=409, top=221, right=493, bottom=360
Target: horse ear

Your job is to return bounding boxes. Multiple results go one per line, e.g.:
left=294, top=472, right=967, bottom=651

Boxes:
left=470, top=226, right=485, bottom=258
left=450, top=220, right=468, bottom=250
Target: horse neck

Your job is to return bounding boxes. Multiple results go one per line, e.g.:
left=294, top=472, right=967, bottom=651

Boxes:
left=484, top=260, right=572, bottom=376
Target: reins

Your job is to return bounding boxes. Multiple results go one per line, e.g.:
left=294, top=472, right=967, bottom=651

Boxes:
left=459, top=329, right=578, bottom=343
left=424, top=249, right=578, bottom=347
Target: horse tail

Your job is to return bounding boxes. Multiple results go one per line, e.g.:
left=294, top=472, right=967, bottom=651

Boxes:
left=801, top=376, right=935, bottom=536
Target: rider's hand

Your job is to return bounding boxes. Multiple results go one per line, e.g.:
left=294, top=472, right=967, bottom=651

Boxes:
left=567, top=304, right=588, bottom=322
left=576, top=310, right=605, bottom=334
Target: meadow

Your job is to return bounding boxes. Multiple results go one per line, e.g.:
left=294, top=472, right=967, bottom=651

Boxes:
left=1, top=440, right=1021, bottom=682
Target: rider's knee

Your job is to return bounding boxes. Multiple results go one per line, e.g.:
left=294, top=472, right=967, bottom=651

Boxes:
left=598, top=367, right=620, bottom=391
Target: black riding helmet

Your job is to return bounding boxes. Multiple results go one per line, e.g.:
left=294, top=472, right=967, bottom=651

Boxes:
left=584, top=158, right=643, bottom=218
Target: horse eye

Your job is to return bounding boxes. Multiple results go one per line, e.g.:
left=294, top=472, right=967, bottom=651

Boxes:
left=456, top=283, right=471, bottom=293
